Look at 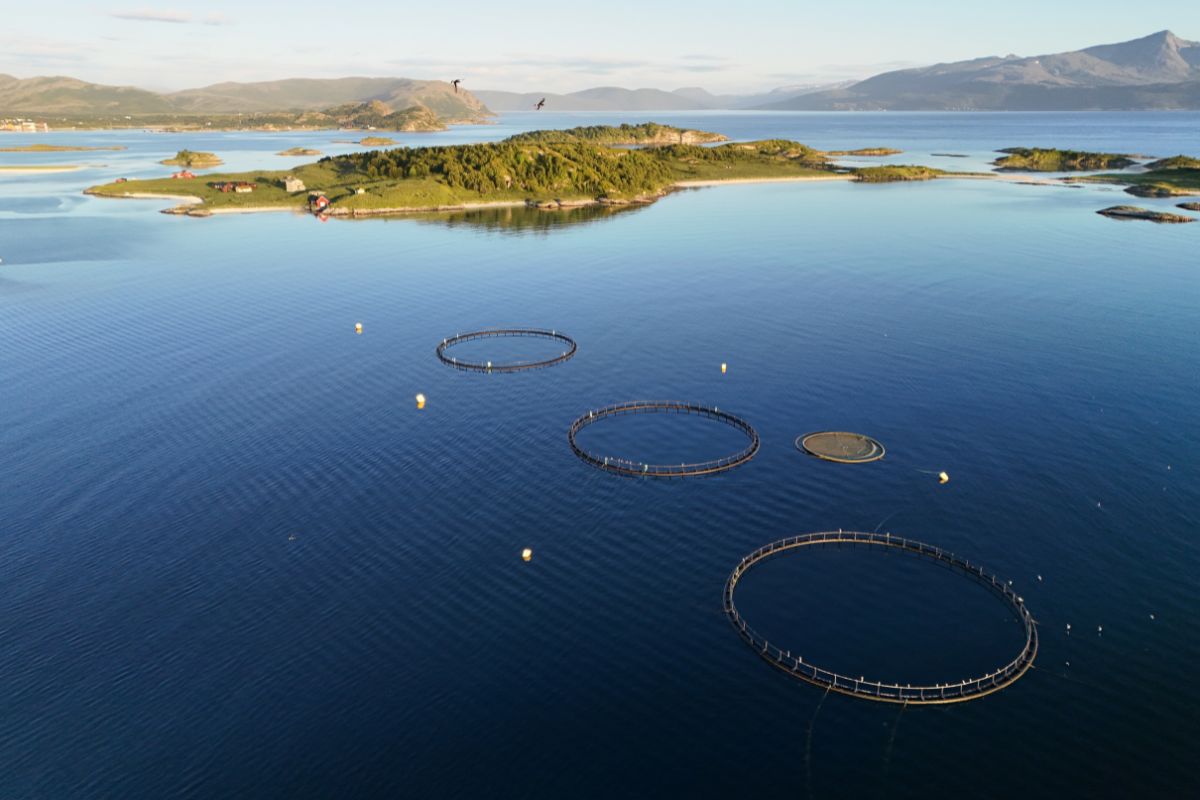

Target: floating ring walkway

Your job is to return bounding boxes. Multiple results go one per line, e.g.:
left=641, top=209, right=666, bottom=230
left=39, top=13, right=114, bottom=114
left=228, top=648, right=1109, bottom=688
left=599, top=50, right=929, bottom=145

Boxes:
left=797, top=431, right=885, bottom=463
left=568, top=401, right=760, bottom=478
left=436, top=328, right=577, bottom=372
left=724, top=531, right=1037, bottom=704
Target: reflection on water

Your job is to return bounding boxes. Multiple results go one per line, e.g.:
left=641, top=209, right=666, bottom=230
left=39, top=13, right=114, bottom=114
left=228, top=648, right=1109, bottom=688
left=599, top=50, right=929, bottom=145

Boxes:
left=410, top=202, right=648, bottom=235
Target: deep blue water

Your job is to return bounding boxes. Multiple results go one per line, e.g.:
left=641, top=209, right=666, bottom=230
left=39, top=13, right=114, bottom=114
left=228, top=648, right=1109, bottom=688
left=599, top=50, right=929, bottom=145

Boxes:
left=1, top=113, right=1198, bottom=798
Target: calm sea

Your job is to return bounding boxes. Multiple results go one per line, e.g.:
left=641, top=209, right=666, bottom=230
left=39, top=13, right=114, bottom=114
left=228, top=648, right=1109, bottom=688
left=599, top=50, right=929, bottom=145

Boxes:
left=1, top=112, right=1198, bottom=798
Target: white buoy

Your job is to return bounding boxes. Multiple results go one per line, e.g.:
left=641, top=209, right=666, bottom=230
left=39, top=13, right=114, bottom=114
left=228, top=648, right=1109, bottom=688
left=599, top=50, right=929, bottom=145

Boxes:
left=355, top=322, right=363, bottom=334
left=721, top=362, right=727, bottom=374
left=1037, top=575, right=1043, bottom=582
left=521, top=548, right=532, bottom=562
left=415, top=393, right=426, bottom=410
left=938, top=471, right=950, bottom=484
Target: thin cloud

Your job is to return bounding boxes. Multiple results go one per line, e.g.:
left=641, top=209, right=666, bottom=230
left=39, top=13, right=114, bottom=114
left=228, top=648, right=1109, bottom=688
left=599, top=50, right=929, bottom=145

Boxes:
left=109, top=9, right=232, bottom=25
left=111, top=9, right=191, bottom=23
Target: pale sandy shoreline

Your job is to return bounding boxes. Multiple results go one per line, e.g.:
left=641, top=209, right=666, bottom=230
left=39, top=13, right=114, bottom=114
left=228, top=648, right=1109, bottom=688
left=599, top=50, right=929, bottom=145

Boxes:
left=674, top=175, right=853, bottom=187
left=84, top=190, right=204, bottom=204
left=0, top=165, right=83, bottom=175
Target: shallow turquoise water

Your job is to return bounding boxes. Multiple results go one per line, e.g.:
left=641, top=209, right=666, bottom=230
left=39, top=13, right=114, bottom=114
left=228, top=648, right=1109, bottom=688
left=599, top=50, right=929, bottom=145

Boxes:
left=1, top=113, right=1198, bottom=797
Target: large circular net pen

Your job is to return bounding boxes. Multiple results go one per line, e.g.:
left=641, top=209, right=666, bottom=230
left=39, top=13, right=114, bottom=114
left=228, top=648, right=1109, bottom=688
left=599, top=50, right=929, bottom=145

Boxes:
left=796, top=431, right=885, bottom=463
left=436, top=328, right=577, bottom=372
left=568, top=401, right=760, bottom=478
left=724, top=531, right=1038, bottom=704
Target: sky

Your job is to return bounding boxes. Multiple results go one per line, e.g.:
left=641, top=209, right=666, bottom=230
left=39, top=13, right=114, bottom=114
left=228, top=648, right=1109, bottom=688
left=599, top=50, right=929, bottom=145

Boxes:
left=2, top=0, right=1199, bottom=93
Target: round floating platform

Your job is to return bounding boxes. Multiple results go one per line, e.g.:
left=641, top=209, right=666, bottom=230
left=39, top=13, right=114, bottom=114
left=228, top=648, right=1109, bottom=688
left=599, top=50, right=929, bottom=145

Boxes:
left=568, top=401, right=759, bottom=478
left=796, top=431, right=885, bottom=463
left=724, top=531, right=1037, bottom=704
left=436, top=328, right=576, bottom=372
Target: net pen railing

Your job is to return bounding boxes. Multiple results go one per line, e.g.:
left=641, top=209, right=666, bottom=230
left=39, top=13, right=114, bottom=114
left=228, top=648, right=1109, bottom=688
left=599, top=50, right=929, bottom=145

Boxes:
left=567, top=401, right=760, bottom=477
left=723, top=531, right=1038, bottom=704
left=436, top=328, right=577, bottom=372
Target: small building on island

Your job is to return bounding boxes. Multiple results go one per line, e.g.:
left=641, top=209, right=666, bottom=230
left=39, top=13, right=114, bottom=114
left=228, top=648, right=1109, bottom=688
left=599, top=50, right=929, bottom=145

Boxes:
left=309, top=193, right=330, bottom=213
left=209, top=181, right=257, bottom=193
left=283, top=176, right=306, bottom=193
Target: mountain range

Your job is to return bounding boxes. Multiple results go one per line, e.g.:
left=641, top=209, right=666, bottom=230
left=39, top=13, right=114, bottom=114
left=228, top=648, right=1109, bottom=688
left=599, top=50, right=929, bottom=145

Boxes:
left=766, top=30, right=1200, bottom=110
left=471, top=84, right=848, bottom=112
left=2, top=31, right=1198, bottom=118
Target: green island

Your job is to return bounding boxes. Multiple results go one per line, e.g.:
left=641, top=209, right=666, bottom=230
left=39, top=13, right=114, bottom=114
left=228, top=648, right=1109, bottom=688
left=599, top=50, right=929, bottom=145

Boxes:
left=824, top=147, right=903, bottom=156
left=1075, top=156, right=1200, bottom=197
left=277, top=147, right=322, bottom=156
left=160, top=149, right=223, bottom=167
left=1178, top=202, right=1200, bottom=211
left=1097, top=205, right=1195, bottom=223
left=1145, top=155, right=1200, bottom=170
left=85, top=125, right=838, bottom=215
left=0, top=143, right=125, bottom=152
left=994, top=147, right=1136, bottom=172
left=359, top=137, right=397, bottom=147
left=82, top=124, right=991, bottom=217
left=851, top=165, right=945, bottom=182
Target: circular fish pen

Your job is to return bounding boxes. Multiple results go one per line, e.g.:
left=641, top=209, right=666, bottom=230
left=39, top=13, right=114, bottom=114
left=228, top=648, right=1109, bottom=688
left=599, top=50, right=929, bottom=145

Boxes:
left=724, top=531, right=1037, bottom=704
left=436, top=328, right=577, bottom=372
left=797, top=431, right=885, bottom=463
left=568, top=401, right=760, bottom=478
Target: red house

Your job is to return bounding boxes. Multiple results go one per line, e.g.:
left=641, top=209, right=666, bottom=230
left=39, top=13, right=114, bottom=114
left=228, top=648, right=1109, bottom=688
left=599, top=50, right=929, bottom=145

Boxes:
left=171, top=169, right=196, bottom=179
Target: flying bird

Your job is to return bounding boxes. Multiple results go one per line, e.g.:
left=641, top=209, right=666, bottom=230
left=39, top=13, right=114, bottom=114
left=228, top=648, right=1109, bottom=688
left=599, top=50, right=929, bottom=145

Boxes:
left=535, top=97, right=546, bottom=110
left=451, top=79, right=461, bottom=93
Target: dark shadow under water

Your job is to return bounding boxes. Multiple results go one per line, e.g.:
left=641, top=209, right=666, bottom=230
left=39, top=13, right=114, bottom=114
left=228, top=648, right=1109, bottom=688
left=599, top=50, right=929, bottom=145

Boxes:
left=408, top=202, right=648, bottom=235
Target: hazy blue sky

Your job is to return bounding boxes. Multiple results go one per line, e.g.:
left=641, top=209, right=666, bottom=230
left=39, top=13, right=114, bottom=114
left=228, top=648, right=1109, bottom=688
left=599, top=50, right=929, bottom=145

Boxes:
left=3, top=0, right=1198, bottom=92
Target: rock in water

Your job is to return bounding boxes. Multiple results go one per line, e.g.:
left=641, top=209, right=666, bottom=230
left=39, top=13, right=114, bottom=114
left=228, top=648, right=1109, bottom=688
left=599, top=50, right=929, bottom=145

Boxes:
left=1097, top=205, right=1195, bottom=223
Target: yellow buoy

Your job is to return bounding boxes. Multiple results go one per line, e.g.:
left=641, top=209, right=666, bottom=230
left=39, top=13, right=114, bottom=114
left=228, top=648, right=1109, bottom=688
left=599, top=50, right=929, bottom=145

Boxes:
left=938, top=471, right=950, bottom=484
left=721, top=362, right=728, bottom=374
left=522, top=548, right=533, bottom=562
left=355, top=322, right=363, bottom=334
left=415, top=393, right=426, bottom=409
